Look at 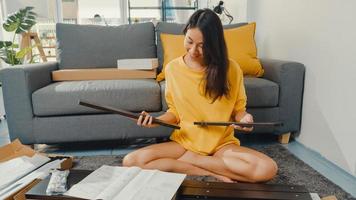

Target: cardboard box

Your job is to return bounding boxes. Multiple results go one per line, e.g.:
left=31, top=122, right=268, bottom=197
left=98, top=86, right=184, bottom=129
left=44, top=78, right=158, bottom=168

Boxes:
left=52, top=68, right=157, bottom=81
left=12, top=179, right=41, bottom=200
left=0, top=139, right=35, bottom=163
left=0, top=139, right=73, bottom=200
left=117, top=58, right=158, bottom=70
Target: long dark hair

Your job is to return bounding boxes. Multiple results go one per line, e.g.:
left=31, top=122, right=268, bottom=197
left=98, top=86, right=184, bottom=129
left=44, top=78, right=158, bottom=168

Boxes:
left=183, top=9, right=230, bottom=102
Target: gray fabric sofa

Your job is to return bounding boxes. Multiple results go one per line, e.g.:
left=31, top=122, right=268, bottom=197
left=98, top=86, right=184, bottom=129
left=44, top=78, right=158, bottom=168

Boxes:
left=0, top=22, right=305, bottom=145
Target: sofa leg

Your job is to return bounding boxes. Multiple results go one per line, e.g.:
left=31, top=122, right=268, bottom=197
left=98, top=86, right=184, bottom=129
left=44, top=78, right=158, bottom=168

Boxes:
left=278, top=132, right=291, bottom=144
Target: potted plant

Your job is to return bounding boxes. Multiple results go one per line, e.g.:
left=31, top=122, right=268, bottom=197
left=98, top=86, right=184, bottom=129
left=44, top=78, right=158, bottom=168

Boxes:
left=0, top=6, right=37, bottom=66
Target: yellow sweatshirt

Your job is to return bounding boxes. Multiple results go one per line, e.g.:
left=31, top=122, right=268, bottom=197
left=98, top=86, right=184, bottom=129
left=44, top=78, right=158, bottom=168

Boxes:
left=165, top=56, right=247, bottom=155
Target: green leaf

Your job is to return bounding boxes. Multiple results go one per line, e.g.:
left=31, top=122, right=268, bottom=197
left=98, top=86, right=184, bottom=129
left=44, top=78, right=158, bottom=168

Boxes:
left=0, top=50, right=7, bottom=57
left=16, top=24, right=31, bottom=33
left=0, top=41, right=13, bottom=48
left=11, top=43, right=19, bottom=48
left=28, top=11, right=37, bottom=16
left=26, top=16, right=36, bottom=20
left=0, top=6, right=38, bottom=65
left=3, top=22, right=18, bottom=32
left=9, top=15, right=17, bottom=22
left=2, top=6, right=37, bottom=33
left=0, top=57, right=9, bottom=63
left=15, top=47, right=32, bottom=59
left=14, top=13, right=22, bottom=18
left=5, top=50, right=21, bottom=65
left=25, top=7, right=35, bottom=11
left=24, top=19, right=36, bottom=24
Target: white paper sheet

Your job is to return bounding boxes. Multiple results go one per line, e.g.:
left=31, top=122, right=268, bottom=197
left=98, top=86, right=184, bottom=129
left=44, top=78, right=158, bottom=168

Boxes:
left=65, top=165, right=186, bottom=200
left=117, top=58, right=158, bottom=70
left=310, top=193, right=321, bottom=200
left=0, top=154, right=50, bottom=190
left=96, top=166, right=141, bottom=200
left=0, top=158, right=64, bottom=199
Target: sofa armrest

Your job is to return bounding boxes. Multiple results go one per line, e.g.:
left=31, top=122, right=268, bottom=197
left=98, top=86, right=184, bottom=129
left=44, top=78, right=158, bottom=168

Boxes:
left=260, top=58, right=305, bottom=134
left=0, top=62, right=58, bottom=143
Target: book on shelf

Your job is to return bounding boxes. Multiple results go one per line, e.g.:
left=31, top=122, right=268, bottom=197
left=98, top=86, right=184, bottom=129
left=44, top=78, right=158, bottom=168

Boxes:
left=65, top=165, right=186, bottom=200
left=117, top=58, right=158, bottom=70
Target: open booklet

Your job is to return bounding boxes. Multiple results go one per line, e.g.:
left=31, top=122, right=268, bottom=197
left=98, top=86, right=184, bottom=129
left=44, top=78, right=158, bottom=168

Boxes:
left=65, top=165, right=186, bottom=200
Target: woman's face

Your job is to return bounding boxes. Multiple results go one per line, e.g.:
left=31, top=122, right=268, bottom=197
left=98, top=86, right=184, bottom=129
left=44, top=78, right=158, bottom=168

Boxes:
left=184, top=28, right=204, bottom=61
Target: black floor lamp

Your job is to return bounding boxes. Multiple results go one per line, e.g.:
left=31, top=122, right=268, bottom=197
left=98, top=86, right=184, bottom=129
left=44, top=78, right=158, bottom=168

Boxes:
left=213, top=1, right=234, bottom=24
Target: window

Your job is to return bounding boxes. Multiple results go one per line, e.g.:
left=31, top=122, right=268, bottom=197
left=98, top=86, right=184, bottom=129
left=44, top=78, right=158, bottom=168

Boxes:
left=128, top=0, right=198, bottom=24
left=75, top=0, right=122, bottom=25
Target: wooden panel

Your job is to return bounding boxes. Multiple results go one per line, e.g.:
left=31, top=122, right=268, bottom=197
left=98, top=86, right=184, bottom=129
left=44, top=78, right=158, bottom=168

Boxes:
left=178, top=180, right=312, bottom=200
left=52, top=68, right=157, bottom=81
left=181, top=180, right=308, bottom=193
left=178, top=187, right=311, bottom=200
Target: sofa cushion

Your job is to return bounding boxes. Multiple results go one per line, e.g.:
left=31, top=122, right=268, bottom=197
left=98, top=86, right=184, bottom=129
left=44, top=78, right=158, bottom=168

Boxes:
left=244, top=77, right=279, bottom=107
left=224, top=23, right=264, bottom=77
left=160, top=78, right=279, bottom=110
left=32, top=79, right=161, bottom=116
left=156, top=33, right=186, bottom=81
left=56, top=22, right=156, bottom=69
left=156, top=22, right=247, bottom=73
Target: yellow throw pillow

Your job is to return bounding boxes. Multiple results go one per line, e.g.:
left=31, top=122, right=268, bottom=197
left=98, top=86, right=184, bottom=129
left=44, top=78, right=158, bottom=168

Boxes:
left=224, top=22, right=264, bottom=77
left=157, top=22, right=263, bottom=81
left=156, top=33, right=186, bottom=82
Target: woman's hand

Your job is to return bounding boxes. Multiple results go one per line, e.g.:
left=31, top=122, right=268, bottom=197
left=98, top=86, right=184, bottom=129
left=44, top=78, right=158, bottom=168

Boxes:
left=233, top=112, right=254, bottom=132
left=137, top=111, right=159, bottom=128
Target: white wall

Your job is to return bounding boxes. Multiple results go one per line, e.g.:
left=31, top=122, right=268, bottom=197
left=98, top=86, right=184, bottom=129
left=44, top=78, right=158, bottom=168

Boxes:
left=78, top=0, right=120, bottom=19
left=247, top=0, right=356, bottom=175
left=62, top=0, right=78, bottom=19
left=4, top=0, right=54, bottom=19
left=221, top=0, right=246, bottom=23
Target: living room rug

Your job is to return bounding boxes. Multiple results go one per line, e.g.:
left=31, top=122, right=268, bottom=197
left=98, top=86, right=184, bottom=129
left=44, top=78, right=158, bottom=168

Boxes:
left=72, top=142, right=355, bottom=200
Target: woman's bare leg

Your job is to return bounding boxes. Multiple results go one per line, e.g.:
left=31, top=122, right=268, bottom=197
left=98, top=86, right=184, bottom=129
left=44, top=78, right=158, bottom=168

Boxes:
left=178, top=151, right=252, bottom=182
left=122, top=141, right=233, bottom=182
left=178, top=144, right=278, bottom=182
left=123, top=141, right=185, bottom=167
left=143, top=158, right=233, bottom=182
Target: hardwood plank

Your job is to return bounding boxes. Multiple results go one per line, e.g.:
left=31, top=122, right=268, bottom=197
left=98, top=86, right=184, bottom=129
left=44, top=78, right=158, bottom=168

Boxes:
left=178, top=187, right=312, bottom=200
left=181, top=180, right=308, bottom=193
